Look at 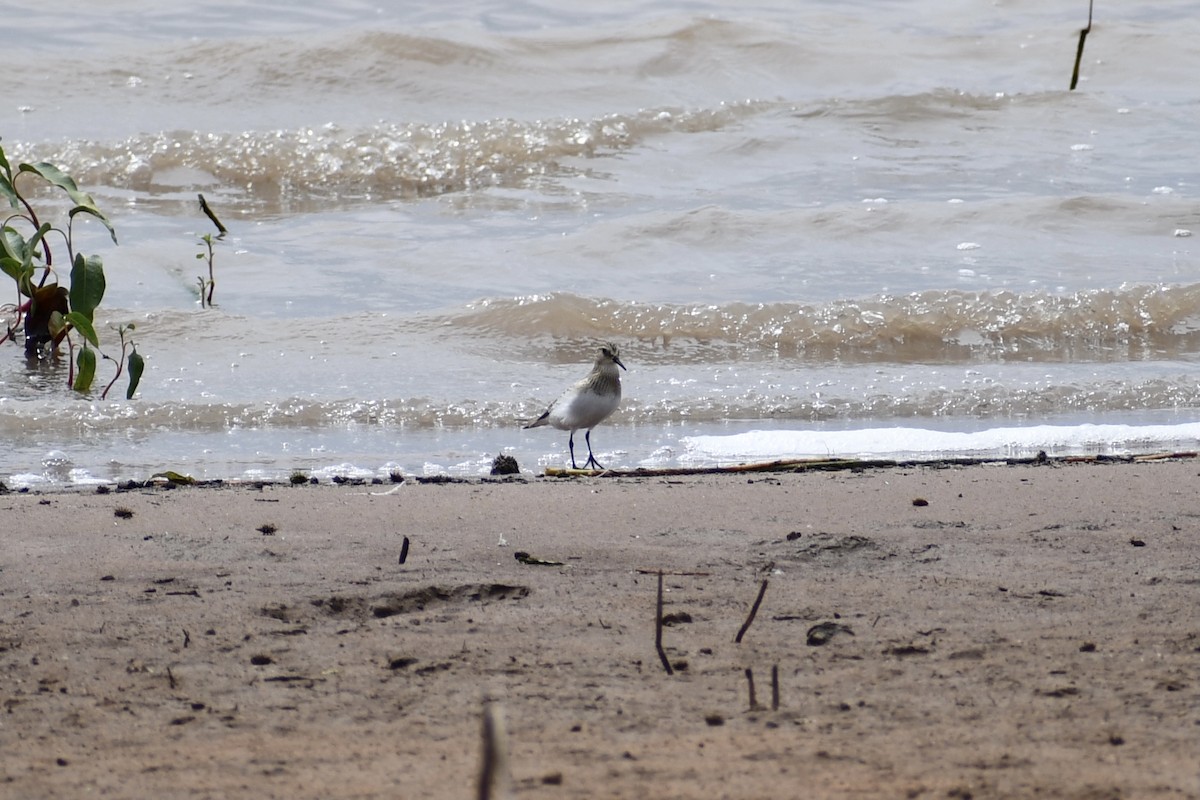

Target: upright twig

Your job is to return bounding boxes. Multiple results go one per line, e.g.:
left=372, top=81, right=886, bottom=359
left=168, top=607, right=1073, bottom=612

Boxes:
left=1069, top=0, right=1095, bottom=90
left=655, top=570, right=674, bottom=675
left=196, top=234, right=216, bottom=307
left=477, top=699, right=510, bottom=800
left=735, top=579, right=769, bottom=643
left=771, top=664, right=780, bottom=711
left=745, top=668, right=759, bottom=710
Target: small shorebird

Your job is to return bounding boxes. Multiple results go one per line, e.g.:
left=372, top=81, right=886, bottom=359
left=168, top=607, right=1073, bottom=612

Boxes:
left=525, top=342, right=626, bottom=470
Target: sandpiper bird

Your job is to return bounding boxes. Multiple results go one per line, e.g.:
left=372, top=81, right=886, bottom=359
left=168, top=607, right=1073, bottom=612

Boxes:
left=525, top=342, right=626, bottom=470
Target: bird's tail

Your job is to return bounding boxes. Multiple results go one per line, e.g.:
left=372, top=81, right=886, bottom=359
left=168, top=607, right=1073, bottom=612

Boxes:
left=523, top=411, right=550, bottom=430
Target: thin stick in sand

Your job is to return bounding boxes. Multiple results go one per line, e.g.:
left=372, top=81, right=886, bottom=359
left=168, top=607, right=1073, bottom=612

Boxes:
left=735, top=579, right=770, bottom=643
left=656, top=570, right=674, bottom=675
left=476, top=698, right=510, bottom=800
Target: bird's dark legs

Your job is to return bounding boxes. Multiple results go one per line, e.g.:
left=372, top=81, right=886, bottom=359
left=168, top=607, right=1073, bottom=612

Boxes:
left=583, top=429, right=604, bottom=470
left=566, top=430, right=604, bottom=470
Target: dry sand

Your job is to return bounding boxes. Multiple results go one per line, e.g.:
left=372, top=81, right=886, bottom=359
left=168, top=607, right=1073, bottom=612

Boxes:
left=2, top=460, right=1199, bottom=799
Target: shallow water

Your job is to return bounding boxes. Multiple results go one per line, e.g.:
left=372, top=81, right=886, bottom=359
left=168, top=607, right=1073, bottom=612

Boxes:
left=3, top=1, right=1200, bottom=486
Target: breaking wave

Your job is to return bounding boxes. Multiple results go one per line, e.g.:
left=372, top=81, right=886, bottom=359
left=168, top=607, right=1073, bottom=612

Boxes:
left=450, top=283, right=1200, bottom=364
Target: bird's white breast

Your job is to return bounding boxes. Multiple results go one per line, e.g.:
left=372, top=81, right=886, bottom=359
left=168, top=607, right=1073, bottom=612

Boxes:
left=547, top=383, right=621, bottom=431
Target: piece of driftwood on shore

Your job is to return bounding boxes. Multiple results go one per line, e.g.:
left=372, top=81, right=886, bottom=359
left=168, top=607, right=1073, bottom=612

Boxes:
left=541, top=451, right=1197, bottom=479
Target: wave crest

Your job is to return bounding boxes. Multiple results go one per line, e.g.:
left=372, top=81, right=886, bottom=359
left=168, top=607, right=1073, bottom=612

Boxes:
left=5, top=102, right=768, bottom=209
left=451, top=284, right=1200, bottom=363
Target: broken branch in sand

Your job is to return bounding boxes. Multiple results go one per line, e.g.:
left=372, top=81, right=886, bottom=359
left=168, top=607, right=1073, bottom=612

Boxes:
left=735, top=579, right=770, bottom=644
left=656, top=571, right=674, bottom=676
left=635, top=569, right=711, bottom=576
left=476, top=699, right=510, bottom=800
left=771, top=664, right=780, bottom=711
left=543, top=450, right=1196, bottom=479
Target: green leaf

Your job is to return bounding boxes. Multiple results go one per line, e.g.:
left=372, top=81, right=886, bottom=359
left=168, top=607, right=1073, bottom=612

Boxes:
left=126, top=349, right=144, bottom=399
left=17, top=268, right=36, bottom=300
left=2, top=225, right=29, bottom=262
left=70, top=205, right=118, bottom=244
left=25, top=221, right=53, bottom=261
left=0, top=175, right=16, bottom=209
left=0, top=145, right=15, bottom=206
left=0, top=233, right=34, bottom=293
left=48, top=310, right=67, bottom=339
left=64, top=310, right=99, bottom=347
left=74, top=345, right=97, bottom=392
left=18, top=161, right=117, bottom=244
left=0, top=256, right=25, bottom=284
left=20, top=160, right=75, bottom=188
left=70, top=252, right=105, bottom=320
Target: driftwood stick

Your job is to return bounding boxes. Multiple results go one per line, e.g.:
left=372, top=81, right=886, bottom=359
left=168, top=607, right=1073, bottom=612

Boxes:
left=197, top=193, right=228, bottom=235
left=477, top=699, right=510, bottom=800
left=745, top=668, right=759, bottom=710
left=656, top=571, right=674, bottom=675
left=1070, top=0, right=1094, bottom=90
left=771, top=664, right=780, bottom=711
left=635, top=569, right=711, bottom=576
left=543, top=451, right=1197, bottom=479
left=735, top=579, right=770, bottom=643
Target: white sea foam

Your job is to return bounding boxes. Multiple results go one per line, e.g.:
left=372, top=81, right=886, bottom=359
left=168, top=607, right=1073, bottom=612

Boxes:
left=680, top=422, right=1200, bottom=464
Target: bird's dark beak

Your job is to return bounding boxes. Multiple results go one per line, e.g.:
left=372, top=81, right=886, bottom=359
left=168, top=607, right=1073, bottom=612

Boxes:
left=614, top=356, right=627, bottom=370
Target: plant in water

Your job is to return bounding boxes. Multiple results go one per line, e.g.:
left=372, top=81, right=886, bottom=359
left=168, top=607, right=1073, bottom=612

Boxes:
left=195, top=193, right=225, bottom=307
left=196, top=233, right=217, bottom=307
left=0, top=142, right=143, bottom=398
left=102, top=323, right=144, bottom=400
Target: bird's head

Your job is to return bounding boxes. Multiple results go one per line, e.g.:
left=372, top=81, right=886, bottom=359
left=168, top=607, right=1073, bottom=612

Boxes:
left=599, top=342, right=626, bottom=371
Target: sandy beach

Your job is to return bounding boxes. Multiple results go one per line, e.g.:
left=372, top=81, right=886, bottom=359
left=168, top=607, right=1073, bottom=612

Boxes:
left=2, top=459, right=1199, bottom=799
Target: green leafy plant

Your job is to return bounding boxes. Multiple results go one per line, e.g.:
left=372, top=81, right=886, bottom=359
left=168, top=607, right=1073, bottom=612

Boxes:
left=0, top=141, right=143, bottom=398
left=103, top=323, right=145, bottom=400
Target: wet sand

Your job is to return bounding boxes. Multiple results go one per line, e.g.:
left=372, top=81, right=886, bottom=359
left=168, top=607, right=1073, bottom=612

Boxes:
left=2, top=460, right=1199, bottom=799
